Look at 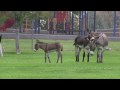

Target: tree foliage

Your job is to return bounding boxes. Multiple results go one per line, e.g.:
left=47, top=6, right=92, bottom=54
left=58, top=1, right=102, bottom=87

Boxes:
left=1, top=11, right=120, bottom=30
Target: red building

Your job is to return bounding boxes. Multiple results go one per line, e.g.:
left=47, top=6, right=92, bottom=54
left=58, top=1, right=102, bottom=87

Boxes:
left=54, top=11, right=71, bottom=32
left=54, top=11, right=70, bottom=22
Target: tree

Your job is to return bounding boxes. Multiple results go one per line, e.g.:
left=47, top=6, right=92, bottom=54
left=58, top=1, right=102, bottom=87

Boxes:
left=8, top=11, right=29, bottom=54
left=1, top=11, right=52, bottom=53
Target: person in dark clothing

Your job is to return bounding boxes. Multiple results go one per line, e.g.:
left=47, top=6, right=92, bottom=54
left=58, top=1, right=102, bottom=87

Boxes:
left=0, top=34, right=3, bottom=57
left=0, top=35, right=2, bottom=43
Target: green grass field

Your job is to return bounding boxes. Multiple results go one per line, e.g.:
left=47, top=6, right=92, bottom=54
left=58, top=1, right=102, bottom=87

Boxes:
left=0, top=39, right=120, bottom=79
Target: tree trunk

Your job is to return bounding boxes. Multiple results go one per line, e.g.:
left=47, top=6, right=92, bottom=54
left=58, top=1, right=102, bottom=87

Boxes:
left=16, top=28, right=21, bottom=54
left=32, top=20, right=34, bottom=50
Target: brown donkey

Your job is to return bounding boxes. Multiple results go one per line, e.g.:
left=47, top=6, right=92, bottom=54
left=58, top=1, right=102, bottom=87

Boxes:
left=90, top=33, right=111, bottom=63
left=34, top=40, right=63, bottom=63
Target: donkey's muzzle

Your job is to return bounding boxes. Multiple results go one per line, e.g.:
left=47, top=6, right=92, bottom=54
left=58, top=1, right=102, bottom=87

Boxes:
left=90, top=51, right=94, bottom=56
left=34, top=49, right=37, bottom=52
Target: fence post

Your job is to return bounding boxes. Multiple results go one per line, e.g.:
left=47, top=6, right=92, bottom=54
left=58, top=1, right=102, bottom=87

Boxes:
left=49, top=19, right=53, bottom=34
left=79, top=11, right=83, bottom=35
left=26, top=19, right=28, bottom=32
left=113, top=11, right=116, bottom=37
left=19, top=22, right=22, bottom=33
left=66, top=11, right=68, bottom=34
left=31, top=19, right=34, bottom=50
left=94, top=11, right=96, bottom=32
left=71, top=12, right=74, bottom=35
left=38, top=18, right=40, bottom=34
left=34, top=19, right=37, bottom=33
left=87, top=11, right=89, bottom=29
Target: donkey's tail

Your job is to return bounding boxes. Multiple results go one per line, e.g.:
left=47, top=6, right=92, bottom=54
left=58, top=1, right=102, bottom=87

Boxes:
left=105, top=46, right=112, bottom=51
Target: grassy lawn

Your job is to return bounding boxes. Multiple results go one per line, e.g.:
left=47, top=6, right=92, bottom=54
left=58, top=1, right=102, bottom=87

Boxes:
left=0, top=39, right=120, bottom=79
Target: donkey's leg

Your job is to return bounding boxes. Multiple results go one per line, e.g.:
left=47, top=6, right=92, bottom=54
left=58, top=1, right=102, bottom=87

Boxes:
left=59, top=51, right=62, bottom=63
left=100, top=48, right=104, bottom=63
left=75, top=46, right=77, bottom=57
left=82, top=51, right=85, bottom=62
left=97, top=48, right=100, bottom=63
left=101, top=53, right=103, bottom=63
left=0, top=43, right=3, bottom=57
left=75, top=46, right=79, bottom=62
left=97, top=48, right=102, bottom=63
left=100, top=51, right=104, bottom=63
left=61, top=53, right=62, bottom=63
left=75, top=47, right=78, bottom=62
left=87, top=52, right=90, bottom=62
left=101, top=48, right=105, bottom=63
left=76, top=54, right=78, bottom=62
left=82, top=47, right=90, bottom=62
left=99, top=53, right=102, bottom=63
left=99, top=51, right=102, bottom=63
left=45, top=52, right=47, bottom=63
left=57, top=52, right=60, bottom=63
left=97, top=50, right=99, bottom=63
left=88, top=48, right=91, bottom=62
left=98, top=51, right=101, bottom=63
left=77, top=48, right=81, bottom=62
left=47, top=53, right=51, bottom=63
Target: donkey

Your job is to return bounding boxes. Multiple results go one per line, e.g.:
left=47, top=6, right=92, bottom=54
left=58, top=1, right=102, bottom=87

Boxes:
left=34, top=39, right=63, bottom=63
left=90, top=33, right=111, bottom=63
left=0, top=35, right=3, bottom=57
left=73, top=32, right=96, bottom=62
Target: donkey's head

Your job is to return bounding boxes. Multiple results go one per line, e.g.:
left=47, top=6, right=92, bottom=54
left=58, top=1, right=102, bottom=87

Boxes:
left=86, top=31, right=99, bottom=56
left=34, top=43, right=39, bottom=52
left=89, top=41, right=96, bottom=56
left=34, top=39, right=40, bottom=52
left=89, top=34, right=100, bottom=56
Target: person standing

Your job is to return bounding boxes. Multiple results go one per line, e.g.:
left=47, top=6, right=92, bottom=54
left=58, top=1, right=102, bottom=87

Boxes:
left=0, top=35, right=3, bottom=57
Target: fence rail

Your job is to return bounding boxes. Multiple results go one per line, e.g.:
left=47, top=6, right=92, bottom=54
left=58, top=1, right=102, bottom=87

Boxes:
left=1, top=28, right=120, bottom=37
left=1, top=32, right=120, bottom=41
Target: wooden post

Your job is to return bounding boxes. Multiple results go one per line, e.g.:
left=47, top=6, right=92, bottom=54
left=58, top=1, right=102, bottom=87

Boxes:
left=53, top=18, right=57, bottom=34
left=0, top=35, right=3, bottom=57
left=48, top=18, right=50, bottom=30
left=64, top=18, right=66, bottom=30
left=26, top=19, right=28, bottom=32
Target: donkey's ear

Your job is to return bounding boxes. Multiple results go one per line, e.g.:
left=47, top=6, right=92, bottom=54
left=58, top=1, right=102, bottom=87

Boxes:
left=85, top=37, right=89, bottom=40
left=95, top=36, right=99, bottom=40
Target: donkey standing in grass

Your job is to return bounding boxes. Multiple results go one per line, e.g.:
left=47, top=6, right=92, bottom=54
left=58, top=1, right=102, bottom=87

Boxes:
left=90, top=33, right=111, bottom=63
left=73, top=31, right=96, bottom=62
left=34, top=39, right=63, bottom=63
